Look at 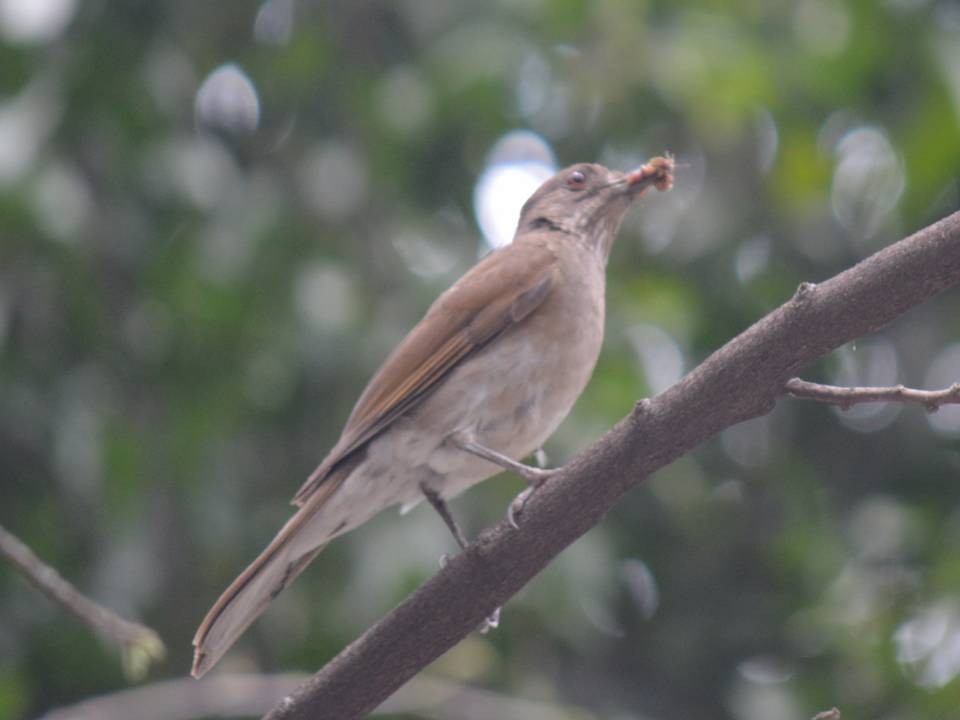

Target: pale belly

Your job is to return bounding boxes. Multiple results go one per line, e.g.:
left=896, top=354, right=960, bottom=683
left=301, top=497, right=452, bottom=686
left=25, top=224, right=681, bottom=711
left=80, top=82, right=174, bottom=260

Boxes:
left=413, top=316, right=602, bottom=499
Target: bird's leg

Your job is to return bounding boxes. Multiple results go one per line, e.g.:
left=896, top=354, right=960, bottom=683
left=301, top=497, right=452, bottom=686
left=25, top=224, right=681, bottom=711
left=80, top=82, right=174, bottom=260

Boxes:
left=420, top=482, right=500, bottom=632
left=449, top=430, right=556, bottom=528
left=449, top=431, right=554, bottom=484
left=420, top=483, right=469, bottom=551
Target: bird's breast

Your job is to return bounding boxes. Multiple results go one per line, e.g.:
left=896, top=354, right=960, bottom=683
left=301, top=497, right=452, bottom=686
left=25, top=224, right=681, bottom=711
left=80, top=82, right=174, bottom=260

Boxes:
left=411, top=249, right=606, bottom=484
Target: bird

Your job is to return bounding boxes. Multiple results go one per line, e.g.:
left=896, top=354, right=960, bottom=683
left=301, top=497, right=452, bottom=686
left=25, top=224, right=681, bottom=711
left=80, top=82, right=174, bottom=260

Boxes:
left=191, top=156, right=675, bottom=678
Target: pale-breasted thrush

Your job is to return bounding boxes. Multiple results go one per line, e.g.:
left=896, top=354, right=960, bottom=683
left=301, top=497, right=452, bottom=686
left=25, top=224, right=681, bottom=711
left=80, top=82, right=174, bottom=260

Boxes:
left=192, top=156, right=675, bottom=677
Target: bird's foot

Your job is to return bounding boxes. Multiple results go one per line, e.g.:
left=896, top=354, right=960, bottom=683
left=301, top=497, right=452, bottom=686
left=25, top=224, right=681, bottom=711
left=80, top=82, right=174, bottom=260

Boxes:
left=479, top=606, right=501, bottom=633
left=506, top=472, right=555, bottom=528
left=448, top=430, right=558, bottom=527
left=508, top=487, right=533, bottom=528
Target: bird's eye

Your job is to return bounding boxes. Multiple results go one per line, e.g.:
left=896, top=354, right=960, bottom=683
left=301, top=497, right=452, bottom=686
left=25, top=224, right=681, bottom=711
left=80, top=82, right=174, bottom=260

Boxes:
left=566, top=170, right=586, bottom=188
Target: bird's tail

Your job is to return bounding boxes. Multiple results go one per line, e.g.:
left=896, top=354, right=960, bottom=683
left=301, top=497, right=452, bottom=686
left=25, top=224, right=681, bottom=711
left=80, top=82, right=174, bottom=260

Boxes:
left=191, top=475, right=347, bottom=678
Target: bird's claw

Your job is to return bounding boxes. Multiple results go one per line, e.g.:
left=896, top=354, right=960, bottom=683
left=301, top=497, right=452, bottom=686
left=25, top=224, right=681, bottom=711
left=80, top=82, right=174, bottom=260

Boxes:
left=508, top=487, right=535, bottom=528
left=479, top=607, right=501, bottom=633
left=508, top=467, right=556, bottom=527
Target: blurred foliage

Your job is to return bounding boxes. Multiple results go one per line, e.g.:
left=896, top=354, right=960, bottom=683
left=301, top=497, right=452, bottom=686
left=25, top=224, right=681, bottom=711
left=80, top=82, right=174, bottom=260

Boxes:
left=2, top=1, right=960, bottom=719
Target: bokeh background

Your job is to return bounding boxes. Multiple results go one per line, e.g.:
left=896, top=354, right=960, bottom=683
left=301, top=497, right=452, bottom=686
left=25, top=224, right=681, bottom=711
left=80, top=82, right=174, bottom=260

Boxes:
left=2, top=1, right=960, bottom=718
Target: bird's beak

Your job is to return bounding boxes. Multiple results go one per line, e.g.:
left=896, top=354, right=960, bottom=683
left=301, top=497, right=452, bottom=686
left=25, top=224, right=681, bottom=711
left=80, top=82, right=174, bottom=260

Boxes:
left=625, top=168, right=647, bottom=187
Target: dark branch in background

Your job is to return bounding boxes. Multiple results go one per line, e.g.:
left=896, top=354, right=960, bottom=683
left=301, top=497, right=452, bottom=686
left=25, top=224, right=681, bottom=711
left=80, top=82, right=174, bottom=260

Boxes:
left=786, top=377, right=960, bottom=410
left=39, top=673, right=586, bottom=720
left=812, top=708, right=842, bottom=720
left=264, top=211, right=960, bottom=720
left=0, top=522, right=165, bottom=679
left=39, top=674, right=308, bottom=720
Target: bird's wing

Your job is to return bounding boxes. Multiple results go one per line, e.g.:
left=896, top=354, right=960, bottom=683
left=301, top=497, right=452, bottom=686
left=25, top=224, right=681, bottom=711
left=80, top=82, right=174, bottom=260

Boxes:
left=292, top=240, right=558, bottom=506
left=192, top=240, right=558, bottom=678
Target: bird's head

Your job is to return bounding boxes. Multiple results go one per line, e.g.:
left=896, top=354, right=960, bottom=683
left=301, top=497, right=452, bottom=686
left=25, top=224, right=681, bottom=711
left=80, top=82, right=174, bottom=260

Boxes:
left=517, top=158, right=674, bottom=260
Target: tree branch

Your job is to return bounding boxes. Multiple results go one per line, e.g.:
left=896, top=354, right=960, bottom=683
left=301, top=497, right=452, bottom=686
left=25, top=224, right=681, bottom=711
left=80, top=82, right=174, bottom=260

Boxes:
left=785, top=377, right=960, bottom=410
left=0, top=522, right=165, bottom=679
left=265, top=211, right=960, bottom=720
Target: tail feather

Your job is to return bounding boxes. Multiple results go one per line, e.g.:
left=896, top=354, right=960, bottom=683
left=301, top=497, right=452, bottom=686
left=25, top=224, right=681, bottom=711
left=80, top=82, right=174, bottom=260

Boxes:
left=191, top=475, right=346, bottom=678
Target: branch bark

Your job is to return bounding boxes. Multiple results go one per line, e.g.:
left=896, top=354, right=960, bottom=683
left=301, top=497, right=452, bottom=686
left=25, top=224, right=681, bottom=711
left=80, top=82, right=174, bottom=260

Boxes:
left=0, top=522, right=165, bottom=679
left=265, top=211, right=960, bottom=720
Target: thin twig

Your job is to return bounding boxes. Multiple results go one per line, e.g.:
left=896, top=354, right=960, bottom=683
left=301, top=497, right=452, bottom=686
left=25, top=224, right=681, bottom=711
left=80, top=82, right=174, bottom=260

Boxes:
left=264, top=210, right=960, bottom=720
left=0, top=522, right=165, bottom=679
left=784, top=378, right=960, bottom=411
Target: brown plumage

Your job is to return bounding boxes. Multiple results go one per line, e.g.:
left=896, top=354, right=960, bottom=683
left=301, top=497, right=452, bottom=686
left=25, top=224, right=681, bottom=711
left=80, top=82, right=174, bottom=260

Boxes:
left=192, top=157, right=674, bottom=678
